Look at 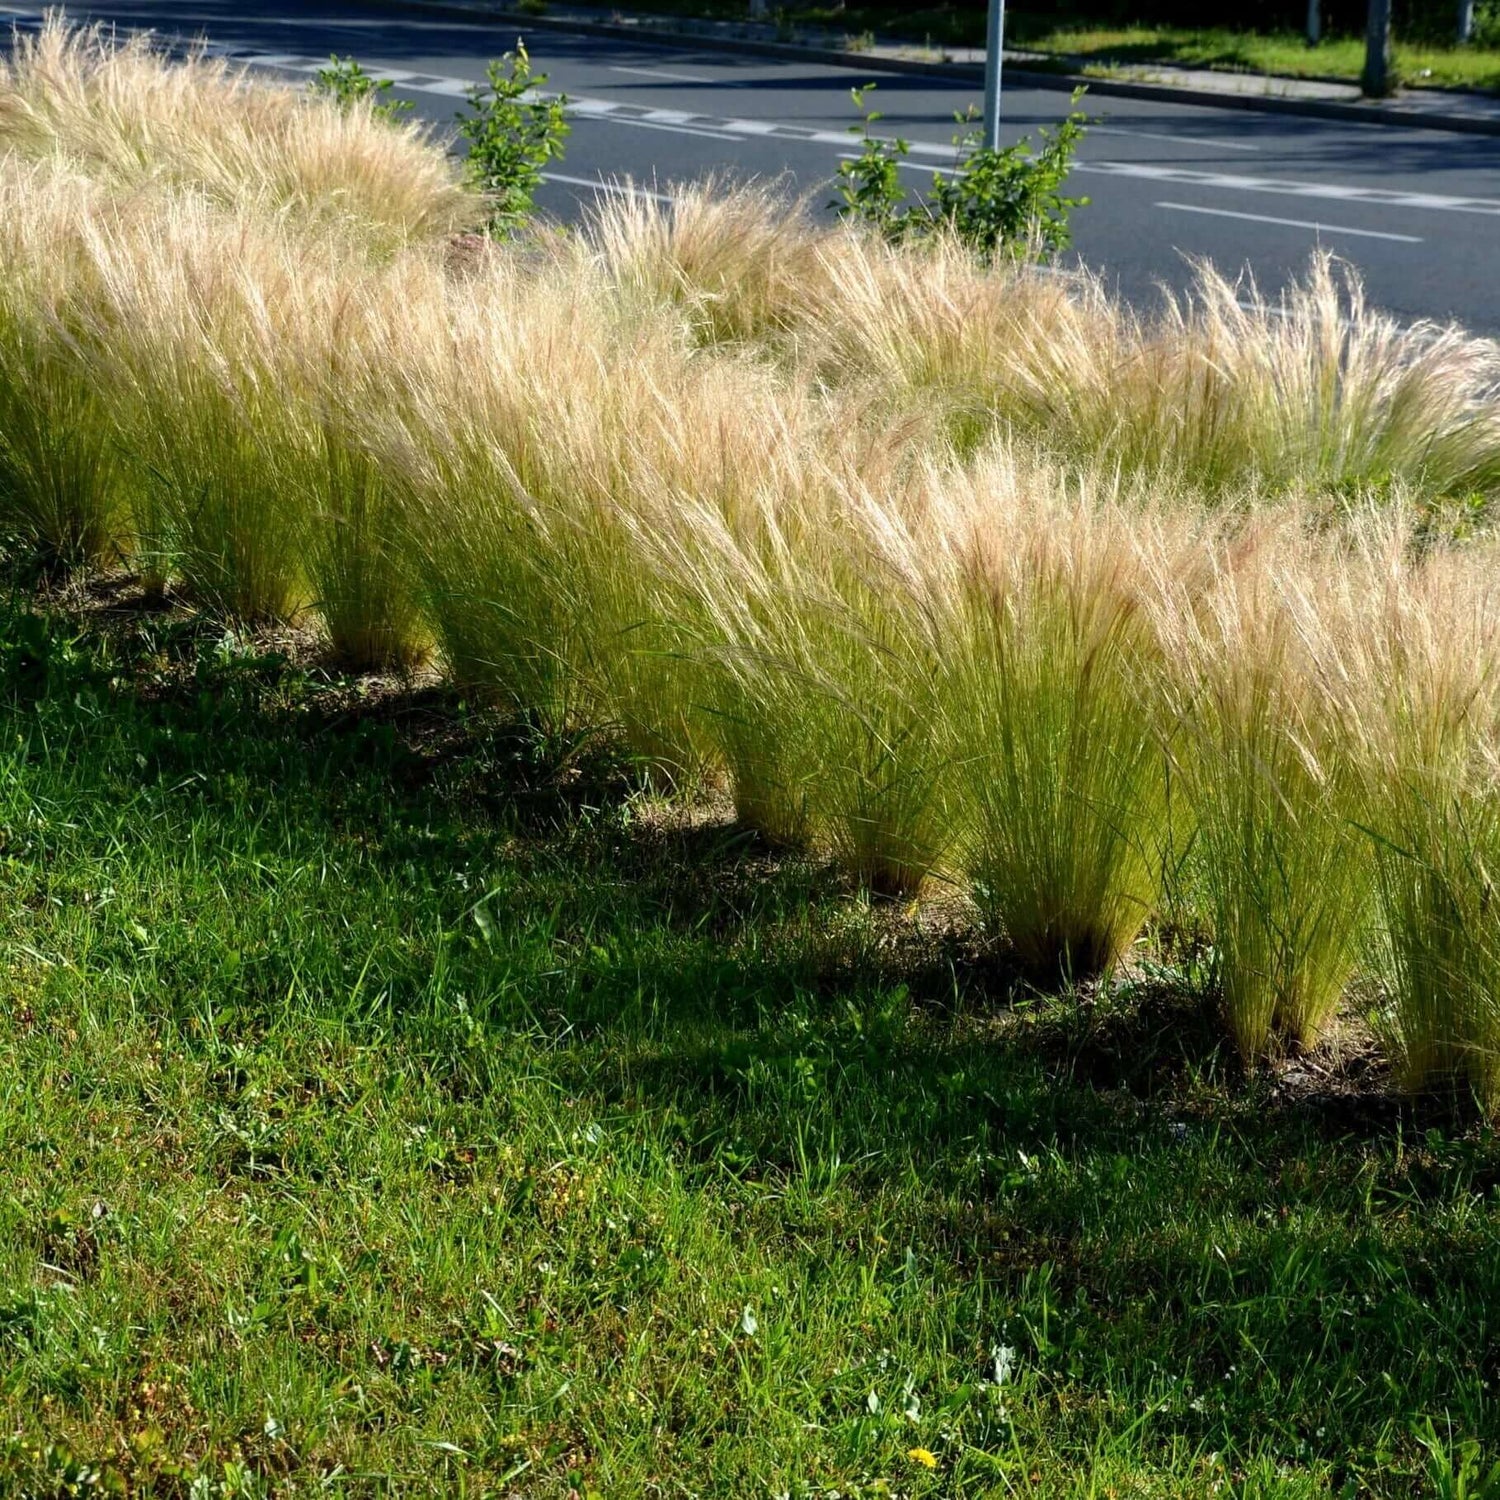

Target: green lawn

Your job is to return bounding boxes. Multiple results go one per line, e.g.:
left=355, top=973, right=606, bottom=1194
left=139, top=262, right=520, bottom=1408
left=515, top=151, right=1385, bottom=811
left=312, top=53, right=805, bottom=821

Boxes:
left=1, top=585, right=1498, bottom=1497
left=1008, top=24, right=1500, bottom=93
left=611, top=2, right=1500, bottom=92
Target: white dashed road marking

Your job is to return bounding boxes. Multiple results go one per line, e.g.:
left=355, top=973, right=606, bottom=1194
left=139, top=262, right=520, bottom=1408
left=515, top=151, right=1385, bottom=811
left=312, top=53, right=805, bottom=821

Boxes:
left=608, top=64, right=717, bottom=84
left=1156, top=200, right=1424, bottom=242
left=1076, top=158, right=1500, bottom=216
left=1090, top=123, right=1261, bottom=152
left=542, top=171, right=674, bottom=201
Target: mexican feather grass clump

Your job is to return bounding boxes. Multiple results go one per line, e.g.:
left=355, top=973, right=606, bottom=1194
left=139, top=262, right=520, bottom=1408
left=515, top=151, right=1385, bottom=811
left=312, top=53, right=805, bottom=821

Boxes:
left=0, top=16, right=477, bottom=253
left=1154, top=522, right=1373, bottom=1061
left=639, top=474, right=947, bottom=888
left=79, top=202, right=325, bottom=621
left=589, top=186, right=1500, bottom=507
left=1341, top=542, right=1500, bottom=1107
left=0, top=161, right=121, bottom=571
left=929, top=463, right=1182, bottom=984
left=8, top=21, right=1500, bottom=1100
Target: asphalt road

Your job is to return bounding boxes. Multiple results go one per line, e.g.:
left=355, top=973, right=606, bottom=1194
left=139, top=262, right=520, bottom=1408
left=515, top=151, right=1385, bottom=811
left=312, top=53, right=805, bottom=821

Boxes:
left=8, top=0, right=1500, bottom=331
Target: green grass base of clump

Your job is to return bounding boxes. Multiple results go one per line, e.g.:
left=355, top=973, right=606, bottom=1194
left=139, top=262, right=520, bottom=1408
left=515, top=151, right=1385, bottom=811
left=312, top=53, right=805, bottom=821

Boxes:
left=3, top=592, right=1499, bottom=1498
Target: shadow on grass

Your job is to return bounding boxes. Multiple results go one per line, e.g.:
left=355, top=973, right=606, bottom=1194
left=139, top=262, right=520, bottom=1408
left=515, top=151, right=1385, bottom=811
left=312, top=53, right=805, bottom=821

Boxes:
left=10, top=583, right=1500, bottom=1484
left=0, top=577, right=1449, bottom=1141
left=5, top=578, right=1489, bottom=1144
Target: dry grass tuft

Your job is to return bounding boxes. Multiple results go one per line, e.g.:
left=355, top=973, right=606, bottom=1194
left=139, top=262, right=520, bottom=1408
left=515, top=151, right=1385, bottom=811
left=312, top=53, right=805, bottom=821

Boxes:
left=0, top=159, right=120, bottom=570
left=1335, top=538, right=1500, bottom=1108
left=926, top=459, right=1185, bottom=983
left=0, top=15, right=478, bottom=252
left=1153, top=517, right=1373, bottom=1061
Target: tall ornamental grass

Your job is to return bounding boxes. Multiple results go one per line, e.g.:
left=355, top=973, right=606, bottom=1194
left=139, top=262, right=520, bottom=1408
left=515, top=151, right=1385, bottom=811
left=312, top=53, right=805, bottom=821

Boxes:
left=80, top=204, right=324, bottom=620
left=372, top=256, right=663, bottom=731
left=930, top=462, right=1180, bottom=983
left=299, top=421, right=427, bottom=673
left=1072, top=261, right=1500, bottom=503
left=587, top=191, right=1500, bottom=514
left=792, top=485, right=950, bottom=894
left=0, top=162, right=120, bottom=570
left=0, top=18, right=477, bottom=253
left=644, top=476, right=947, bottom=887
left=1343, top=544, right=1500, bottom=1107
left=576, top=355, right=820, bottom=788
left=587, top=182, right=840, bottom=350
left=265, top=263, right=430, bottom=672
left=9, top=29, right=1500, bottom=1103
left=1155, top=523, right=1372, bottom=1060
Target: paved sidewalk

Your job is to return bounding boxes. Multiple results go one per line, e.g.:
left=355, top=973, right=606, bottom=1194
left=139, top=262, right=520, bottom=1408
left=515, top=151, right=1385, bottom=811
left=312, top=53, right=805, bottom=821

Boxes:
left=390, top=0, right=1500, bottom=134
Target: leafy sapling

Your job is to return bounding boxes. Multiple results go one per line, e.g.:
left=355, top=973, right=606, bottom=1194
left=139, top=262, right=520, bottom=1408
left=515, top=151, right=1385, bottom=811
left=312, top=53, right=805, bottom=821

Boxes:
left=832, top=82, right=1091, bottom=261
left=830, top=84, right=909, bottom=238
left=310, top=56, right=414, bottom=122
left=929, top=90, right=1090, bottom=259
left=455, top=45, right=571, bottom=236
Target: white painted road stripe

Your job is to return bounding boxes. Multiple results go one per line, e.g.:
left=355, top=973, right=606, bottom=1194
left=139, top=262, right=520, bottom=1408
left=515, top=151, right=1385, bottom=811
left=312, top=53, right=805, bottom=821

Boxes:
left=608, top=65, right=717, bottom=84
left=542, top=171, right=674, bottom=202
left=599, top=116, right=744, bottom=142
left=1156, top=201, right=1424, bottom=242
left=1078, top=159, right=1500, bottom=215
left=1090, top=124, right=1261, bottom=152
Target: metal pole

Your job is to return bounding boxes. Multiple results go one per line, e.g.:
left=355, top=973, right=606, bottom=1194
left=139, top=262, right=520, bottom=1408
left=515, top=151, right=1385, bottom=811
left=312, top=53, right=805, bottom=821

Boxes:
left=983, top=0, right=1005, bottom=151
left=1362, top=0, right=1393, bottom=97
left=1306, top=0, right=1321, bottom=45
left=1459, top=0, right=1475, bottom=43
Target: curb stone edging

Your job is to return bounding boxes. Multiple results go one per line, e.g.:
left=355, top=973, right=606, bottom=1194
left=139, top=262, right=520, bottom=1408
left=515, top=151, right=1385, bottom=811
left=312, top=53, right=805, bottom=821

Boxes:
left=370, top=0, right=1500, bottom=136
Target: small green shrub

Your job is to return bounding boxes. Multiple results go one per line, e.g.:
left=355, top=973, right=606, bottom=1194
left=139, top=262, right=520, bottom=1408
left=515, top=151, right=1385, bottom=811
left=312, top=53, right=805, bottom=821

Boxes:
left=833, top=84, right=1090, bottom=260
left=455, top=46, right=570, bottom=236
left=309, top=56, right=414, bottom=121
left=831, top=85, right=909, bottom=239
left=929, top=99, right=1090, bottom=260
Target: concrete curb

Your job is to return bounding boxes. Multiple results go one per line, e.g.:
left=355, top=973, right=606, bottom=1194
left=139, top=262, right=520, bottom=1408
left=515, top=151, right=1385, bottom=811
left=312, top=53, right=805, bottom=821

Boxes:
left=375, top=0, right=1500, bottom=136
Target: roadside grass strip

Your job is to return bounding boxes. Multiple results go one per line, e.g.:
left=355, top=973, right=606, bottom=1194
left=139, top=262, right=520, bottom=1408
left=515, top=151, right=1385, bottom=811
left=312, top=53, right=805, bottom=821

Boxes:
left=0, top=19, right=1498, bottom=1493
